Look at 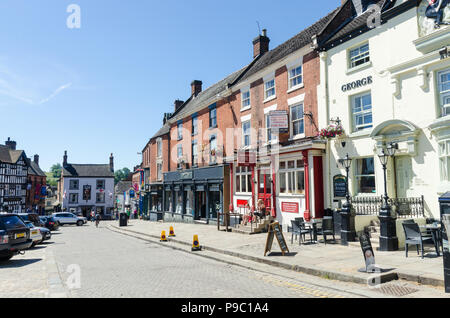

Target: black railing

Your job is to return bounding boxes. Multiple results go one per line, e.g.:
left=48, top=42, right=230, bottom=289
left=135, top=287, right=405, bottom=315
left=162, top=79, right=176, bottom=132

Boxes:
left=350, top=195, right=425, bottom=218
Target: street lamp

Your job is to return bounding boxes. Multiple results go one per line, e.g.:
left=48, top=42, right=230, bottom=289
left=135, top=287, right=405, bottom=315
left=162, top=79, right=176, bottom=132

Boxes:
left=338, top=153, right=356, bottom=245
left=377, top=142, right=399, bottom=251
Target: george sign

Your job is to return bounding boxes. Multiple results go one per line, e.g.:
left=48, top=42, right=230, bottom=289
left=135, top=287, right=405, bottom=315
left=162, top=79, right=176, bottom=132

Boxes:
left=359, top=233, right=376, bottom=273
left=264, top=222, right=289, bottom=256
left=281, top=202, right=299, bottom=213
left=268, top=110, right=289, bottom=132
left=333, top=175, right=347, bottom=198
left=341, top=76, right=373, bottom=92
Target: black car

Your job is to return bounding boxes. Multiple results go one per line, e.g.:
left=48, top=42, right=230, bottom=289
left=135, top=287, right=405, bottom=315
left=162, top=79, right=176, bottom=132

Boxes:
left=39, top=216, right=60, bottom=231
left=18, top=213, right=42, bottom=227
left=0, top=214, right=33, bottom=262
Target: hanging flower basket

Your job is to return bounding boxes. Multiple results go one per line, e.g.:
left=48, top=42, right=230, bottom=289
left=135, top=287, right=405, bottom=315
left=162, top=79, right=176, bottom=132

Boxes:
left=318, top=124, right=345, bottom=140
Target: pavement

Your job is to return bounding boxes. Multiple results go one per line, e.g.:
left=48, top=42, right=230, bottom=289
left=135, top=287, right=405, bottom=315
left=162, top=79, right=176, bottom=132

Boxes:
left=108, top=219, right=448, bottom=290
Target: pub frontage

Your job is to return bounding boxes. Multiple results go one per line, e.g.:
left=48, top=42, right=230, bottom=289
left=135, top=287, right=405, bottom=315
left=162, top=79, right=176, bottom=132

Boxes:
left=162, top=164, right=230, bottom=224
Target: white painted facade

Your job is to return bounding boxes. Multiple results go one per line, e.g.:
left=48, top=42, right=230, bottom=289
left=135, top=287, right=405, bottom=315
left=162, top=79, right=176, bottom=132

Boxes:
left=62, top=177, right=115, bottom=216
left=318, top=0, right=450, bottom=219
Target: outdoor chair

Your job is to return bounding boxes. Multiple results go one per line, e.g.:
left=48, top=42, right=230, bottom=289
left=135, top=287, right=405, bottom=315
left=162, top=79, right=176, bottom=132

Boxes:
left=290, top=220, right=314, bottom=245
left=402, top=219, right=432, bottom=238
left=402, top=222, right=438, bottom=259
left=316, top=217, right=336, bottom=245
left=298, top=220, right=314, bottom=244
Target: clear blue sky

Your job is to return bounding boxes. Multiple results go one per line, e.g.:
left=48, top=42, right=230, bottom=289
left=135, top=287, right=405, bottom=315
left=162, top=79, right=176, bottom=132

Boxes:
left=0, top=0, right=339, bottom=172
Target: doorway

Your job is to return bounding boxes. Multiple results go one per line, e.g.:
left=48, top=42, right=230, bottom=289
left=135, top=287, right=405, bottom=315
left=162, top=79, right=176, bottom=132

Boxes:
left=257, top=166, right=272, bottom=212
left=395, top=156, right=413, bottom=198
left=195, top=191, right=206, bottom=220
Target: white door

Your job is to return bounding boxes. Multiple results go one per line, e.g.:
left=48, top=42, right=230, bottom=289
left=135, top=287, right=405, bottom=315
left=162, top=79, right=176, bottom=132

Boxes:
left=395, top=156, right=413, bottom=198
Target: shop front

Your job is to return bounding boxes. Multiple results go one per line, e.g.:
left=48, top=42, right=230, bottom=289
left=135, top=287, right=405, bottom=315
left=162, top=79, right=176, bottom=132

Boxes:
left=163, top=165, right=229, bottom=224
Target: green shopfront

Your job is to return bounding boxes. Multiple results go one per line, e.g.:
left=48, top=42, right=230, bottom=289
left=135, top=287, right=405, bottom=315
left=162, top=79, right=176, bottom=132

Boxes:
left=162, top=165, right=230, bottom=224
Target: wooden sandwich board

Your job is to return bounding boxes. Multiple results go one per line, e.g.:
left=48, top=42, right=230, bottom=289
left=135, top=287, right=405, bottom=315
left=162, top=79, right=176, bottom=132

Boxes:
left=264, top=222, right=289, bottom=256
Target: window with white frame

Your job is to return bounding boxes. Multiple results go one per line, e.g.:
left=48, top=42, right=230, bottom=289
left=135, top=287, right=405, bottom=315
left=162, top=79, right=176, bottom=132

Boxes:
left=279, top=160, right=305, bottom=195
left=177, top=144, right=183, bottom=169
left=209, top=134, right=217, bottom=164
left=291, top=104, right=304, bottom=137
left=354, top=157, right=376, bottom=194
left=349, top=43, right=370, bottom=69
left=288, top=65, right=303, bottom=89
left=157, top=138, right=162, bottom=157
left=177, top=122, right=183, bottom=140
left=439, top=139, right=450, bottom=182
left=192, top=115, right=198, bottom=135
left=157, top=163, right=162, bottom=181
left=236, top=166, right=252, bottom=193
left=192, top=140, right=198, bottom=166
left=352, top=92, right=373, bottom=132
left=265, top=114, right=277, bottom=143
left=209, top=106, right=217, bottom=128
left=242, top=121, right=251, bottom=147
left=438, top=68, right=450, bottom=117
left=242, top=90, right=251, bottom=108
left=264, top=79, right=275, bottom=100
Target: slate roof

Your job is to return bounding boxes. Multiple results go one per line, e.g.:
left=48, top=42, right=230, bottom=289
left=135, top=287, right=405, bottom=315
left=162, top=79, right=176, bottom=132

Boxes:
left=237, top=8, right=340, bottom=83
left=28, top=160, right=46, bottom=177
left=115, top=181, right=132, bottom=193
left=62, top=164, right=114, bottom=178
left=0, top=145, right=26, bottom=164
left=151, top=124, right=171, bottom=139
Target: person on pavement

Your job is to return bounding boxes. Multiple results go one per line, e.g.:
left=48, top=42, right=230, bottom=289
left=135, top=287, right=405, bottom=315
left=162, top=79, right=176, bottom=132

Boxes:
left=95, top=213, right=101, bottom=228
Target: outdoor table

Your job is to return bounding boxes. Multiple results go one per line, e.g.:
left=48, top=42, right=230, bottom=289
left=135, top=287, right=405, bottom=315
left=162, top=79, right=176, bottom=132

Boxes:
left=304, top=219, right=321, bottom=242
left=420, top=224, right=442, bottom=256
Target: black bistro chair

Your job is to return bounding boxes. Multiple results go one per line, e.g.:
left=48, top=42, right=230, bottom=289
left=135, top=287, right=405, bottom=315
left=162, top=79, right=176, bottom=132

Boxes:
left=402, top=222, right=438, bottom=259
left=290, top=220, right=314, bottom=245
left=316, top=217, right=336, bottom=245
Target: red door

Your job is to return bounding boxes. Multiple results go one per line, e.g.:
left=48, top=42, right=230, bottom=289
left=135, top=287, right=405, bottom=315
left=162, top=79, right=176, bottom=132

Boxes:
left=257, top=167, right=272, bottom=212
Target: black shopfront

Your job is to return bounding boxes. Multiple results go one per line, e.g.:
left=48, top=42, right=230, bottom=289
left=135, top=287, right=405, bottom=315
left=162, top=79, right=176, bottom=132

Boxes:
left=147, top=183, right=164, bottom=221
left=163, top=165, right=227, bottom=224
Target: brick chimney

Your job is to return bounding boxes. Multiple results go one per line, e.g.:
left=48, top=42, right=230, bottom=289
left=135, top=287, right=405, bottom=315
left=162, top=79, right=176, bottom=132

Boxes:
left=5, top=137, right=16, bottom=150
left=63, top=151, right=68, bottom=167
left=191, top=80, right=202, bottom=97
left=174, top=100, right=184, bottom=111
left=253, top=29, right=270, bottom=58
left=33, top=154, right=39, bottom=165
left=110, top=153, right=114, bottom=172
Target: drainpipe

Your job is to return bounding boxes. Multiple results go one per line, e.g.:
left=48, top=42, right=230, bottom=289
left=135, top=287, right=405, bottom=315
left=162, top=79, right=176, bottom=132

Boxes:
left=229, top=163, right=234, bottom=213
left=302, top=150, right=311, bottom=221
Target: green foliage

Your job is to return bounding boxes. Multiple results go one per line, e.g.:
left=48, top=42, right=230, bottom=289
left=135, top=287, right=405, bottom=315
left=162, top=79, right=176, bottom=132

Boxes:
left=115, top=167, right=131, bottom=184
left=50, top=163, right=62, bottom=178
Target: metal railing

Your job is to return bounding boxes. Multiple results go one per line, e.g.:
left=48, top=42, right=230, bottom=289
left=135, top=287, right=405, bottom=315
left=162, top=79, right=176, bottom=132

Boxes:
left=350, top=195, right=424, bottom=218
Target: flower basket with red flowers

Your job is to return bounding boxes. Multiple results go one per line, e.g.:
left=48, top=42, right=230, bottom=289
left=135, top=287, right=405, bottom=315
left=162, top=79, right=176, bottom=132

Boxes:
left=318, top=124, right=345, bottom=140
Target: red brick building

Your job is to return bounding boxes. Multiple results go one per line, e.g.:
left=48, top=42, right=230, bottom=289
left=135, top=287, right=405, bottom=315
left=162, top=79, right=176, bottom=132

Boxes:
left=26, top=155, right=47, bottom=214
left=140, top=10, right=337, bottom=228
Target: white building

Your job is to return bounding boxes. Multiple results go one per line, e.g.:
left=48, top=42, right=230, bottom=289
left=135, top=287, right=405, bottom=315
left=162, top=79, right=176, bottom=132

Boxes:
left=315, top=0, right=450, bottom=232
left=59, top=151, right=115, bottom=218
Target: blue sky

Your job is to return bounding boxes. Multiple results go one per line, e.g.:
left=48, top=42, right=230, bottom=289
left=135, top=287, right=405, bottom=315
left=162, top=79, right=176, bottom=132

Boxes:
left=0, top=0, right=339, bottom=172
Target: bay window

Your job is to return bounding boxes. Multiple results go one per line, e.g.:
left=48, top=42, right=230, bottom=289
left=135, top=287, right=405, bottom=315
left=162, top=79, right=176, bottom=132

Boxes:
left=279, top=160, right=305, bottom=195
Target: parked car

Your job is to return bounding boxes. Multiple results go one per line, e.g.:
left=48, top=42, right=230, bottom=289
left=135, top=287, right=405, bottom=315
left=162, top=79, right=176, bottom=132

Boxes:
left=18, top=213, right=41, bottom=227
left=39, top=216, right=60, bottom=231
left=0, top=214, right=33, bottom=261
left=24, top=221, right=42, bottom=247
left=52, top=212, right=87, bottom=226
left=38, top=226, right=51, bottom=242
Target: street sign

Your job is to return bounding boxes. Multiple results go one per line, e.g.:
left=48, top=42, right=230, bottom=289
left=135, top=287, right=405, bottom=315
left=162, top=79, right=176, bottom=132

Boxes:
left=264, top=222, right=289, bottom=256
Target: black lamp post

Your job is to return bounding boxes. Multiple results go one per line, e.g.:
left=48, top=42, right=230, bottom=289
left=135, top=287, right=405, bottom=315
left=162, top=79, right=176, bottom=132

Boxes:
left=378, top=142, right=399, bottom=251
left=338, top=153, right=356, bottom=245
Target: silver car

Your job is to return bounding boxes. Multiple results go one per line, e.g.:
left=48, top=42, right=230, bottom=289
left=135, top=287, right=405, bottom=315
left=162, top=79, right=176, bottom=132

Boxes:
left=52, top=212, right=87, bottom=226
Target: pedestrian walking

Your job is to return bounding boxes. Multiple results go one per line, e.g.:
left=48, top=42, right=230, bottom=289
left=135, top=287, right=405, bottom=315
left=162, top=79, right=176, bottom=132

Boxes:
left=90, top=210, right=95, bottom=222
left=95, top=213, right=101, bottom=228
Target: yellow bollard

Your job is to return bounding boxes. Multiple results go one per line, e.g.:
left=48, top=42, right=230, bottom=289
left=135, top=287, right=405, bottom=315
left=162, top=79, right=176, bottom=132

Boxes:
left=160, top=231, right=167, bottom=242
left=192, top=234, right=201, bottom=251
left=169, top=226, right=176, bottom=237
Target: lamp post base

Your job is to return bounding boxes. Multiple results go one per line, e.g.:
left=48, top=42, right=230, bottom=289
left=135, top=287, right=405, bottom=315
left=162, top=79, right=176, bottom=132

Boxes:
left=340, top=203, right=356, bottom=246
left=378, top=206, right=399, bottom=251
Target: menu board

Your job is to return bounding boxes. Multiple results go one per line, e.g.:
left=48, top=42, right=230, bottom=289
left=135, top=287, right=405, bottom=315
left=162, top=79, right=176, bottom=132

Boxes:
left=264, top=222, right=289, bottom=256
left=333, top=175, right=347, bottom=198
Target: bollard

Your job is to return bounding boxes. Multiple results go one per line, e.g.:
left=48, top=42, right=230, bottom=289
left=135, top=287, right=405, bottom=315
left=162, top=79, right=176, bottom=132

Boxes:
left=169, top=226, right=176, bottom=237
left=191, top=234, right=201, bottom=251
left=160, top=231, right=167, bottom=242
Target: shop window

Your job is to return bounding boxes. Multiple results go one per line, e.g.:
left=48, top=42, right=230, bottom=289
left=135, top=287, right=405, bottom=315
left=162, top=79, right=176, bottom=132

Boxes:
left=176, top=191, right=183, bottom=214
left=279, top=159, right=304, bottom=195
left=349, top=43, right=370, bottom=69
left=164, top=190, right=172, bottom=212
left=352, top=92, right=373, bottom=132
left=354, top=157, right=376, bottom=194
left=288, top=65, right=303, bottom=89
left=236, top=166, right=252, bottom=193
left=185, top=190, right=193, bottom=215
left=439, top=139, right=450, bottom=182
left=438, top=68, right=450, bottom=117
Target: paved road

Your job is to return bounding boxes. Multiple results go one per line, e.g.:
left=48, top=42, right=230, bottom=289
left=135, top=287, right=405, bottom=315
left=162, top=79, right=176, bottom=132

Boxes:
left=1, top=221, right=447, bottom=298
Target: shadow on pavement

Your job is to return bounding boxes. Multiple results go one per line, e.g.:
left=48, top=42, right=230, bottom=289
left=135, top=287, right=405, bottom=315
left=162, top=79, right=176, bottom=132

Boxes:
left=0, top=258, right=42, bottom=268
left=267, top=252, right=298, bottom=257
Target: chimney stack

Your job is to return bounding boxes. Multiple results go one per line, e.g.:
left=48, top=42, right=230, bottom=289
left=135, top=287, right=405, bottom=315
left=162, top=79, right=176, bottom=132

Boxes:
left=191, top=80, right=202, bottom=97
left=110, top=153, right=114, bottom=172
left=33, top=154, right=39, bottom=165
left=5, top=137, right=16, bottom=150
left=253, top=29, right=270, bottom=58
left=174, top=100, right=184, bottom=111
left=63, top=151, right=68, bottom=167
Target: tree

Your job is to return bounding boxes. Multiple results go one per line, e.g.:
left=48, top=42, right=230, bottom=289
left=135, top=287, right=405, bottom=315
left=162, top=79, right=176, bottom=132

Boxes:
left=50, top=163, right=62, bottom=178
left=114, top=168, right=131, bottom=184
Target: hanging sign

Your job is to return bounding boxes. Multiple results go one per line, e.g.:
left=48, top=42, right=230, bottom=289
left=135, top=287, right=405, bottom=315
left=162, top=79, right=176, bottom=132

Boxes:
left=268, top=110, right=289, bottom=132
